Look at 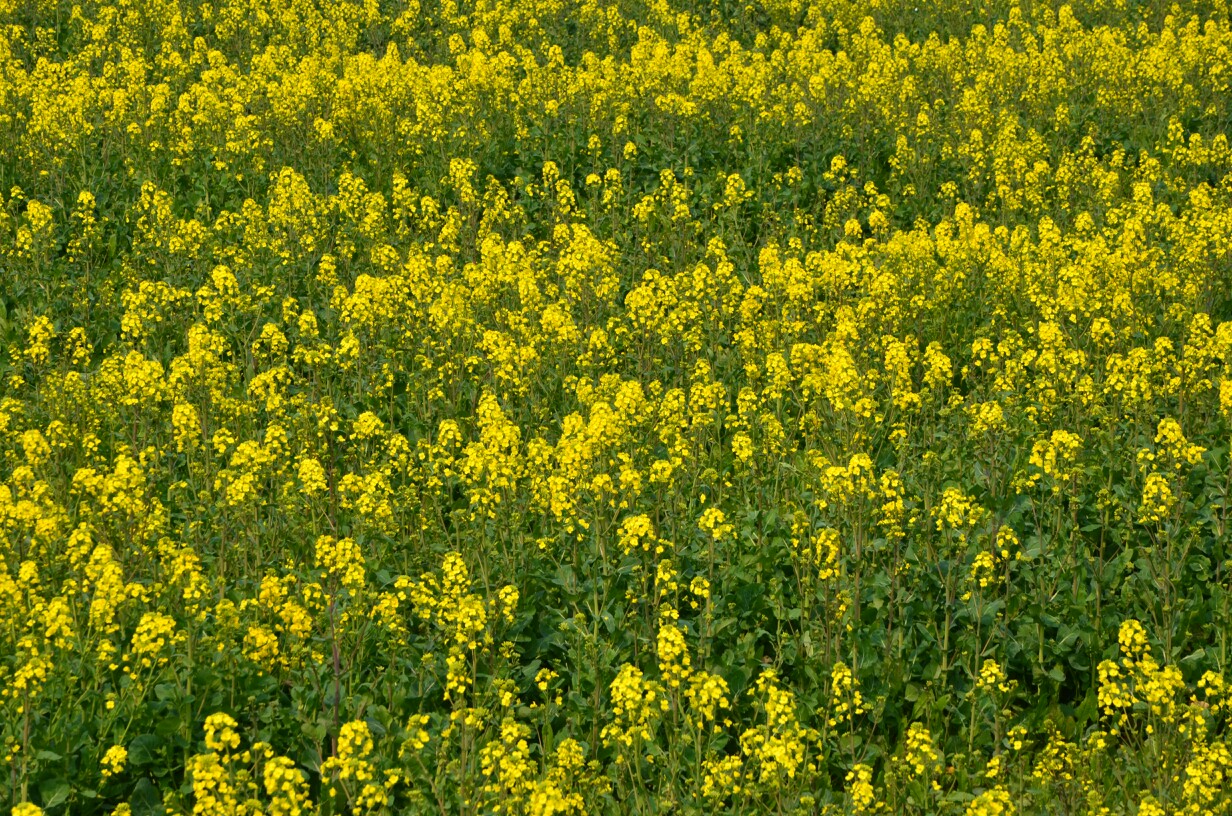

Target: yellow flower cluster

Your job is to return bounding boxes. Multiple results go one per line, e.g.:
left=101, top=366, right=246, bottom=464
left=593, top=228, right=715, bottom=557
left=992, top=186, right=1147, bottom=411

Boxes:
left=1098, top=621, right=1186, bottom=722
left=739, top=668, right=818, bottom=784
left=903, top=722, right=940, bottom=778
left=320, top=720, right=396, bottom=811
left=4, top=0, right=1232, bottom=813
left=602, top=664, right=667, bottom=750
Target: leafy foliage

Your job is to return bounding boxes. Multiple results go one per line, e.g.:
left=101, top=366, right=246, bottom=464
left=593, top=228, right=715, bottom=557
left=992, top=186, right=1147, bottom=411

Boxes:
left=2, top=0, right=1232, bottom=814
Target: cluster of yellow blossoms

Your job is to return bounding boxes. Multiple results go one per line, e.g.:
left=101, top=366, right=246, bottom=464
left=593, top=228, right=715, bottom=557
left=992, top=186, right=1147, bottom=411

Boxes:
left=4, top=0, right=1232, bottom=813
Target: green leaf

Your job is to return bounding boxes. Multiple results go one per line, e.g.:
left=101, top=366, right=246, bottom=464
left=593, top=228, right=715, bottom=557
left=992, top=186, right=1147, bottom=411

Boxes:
left=1179, top=648, right=1206, bottom=667
left=38, top=777, right=71, bottom=809
left=1075, top=689, right=1098, bottom=724
left=128, top=734, right=164, bottom=767
left=129, top=778, right=163, bottom=816
left=155, top=715, right=183, bottom=737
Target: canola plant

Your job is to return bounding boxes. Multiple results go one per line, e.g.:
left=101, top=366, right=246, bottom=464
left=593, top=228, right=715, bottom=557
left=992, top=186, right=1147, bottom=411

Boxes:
left=2, top=0, right=1232, bottom=813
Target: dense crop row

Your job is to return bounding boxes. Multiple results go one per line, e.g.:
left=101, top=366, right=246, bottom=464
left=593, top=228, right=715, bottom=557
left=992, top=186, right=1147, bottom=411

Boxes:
left=3, top=0, right=1232, bottom=813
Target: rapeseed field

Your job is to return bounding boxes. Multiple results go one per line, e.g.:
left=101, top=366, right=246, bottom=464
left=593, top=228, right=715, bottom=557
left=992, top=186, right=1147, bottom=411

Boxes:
left=2, top=0, right=1232, bottom=813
